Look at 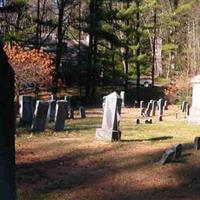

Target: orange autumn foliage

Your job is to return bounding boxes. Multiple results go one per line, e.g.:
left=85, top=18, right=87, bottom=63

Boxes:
left=4, top=44, right=54, bottom=94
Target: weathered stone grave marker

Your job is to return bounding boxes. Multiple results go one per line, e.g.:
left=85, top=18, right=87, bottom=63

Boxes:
left=120, top=91, right=125, bottom=107
left=160, top=149, right=175, bottom=165
left=173, top=144, right=182, bottom=159
left=151, top=100, right=157, bottom=116
left=194, top=137, right=200, bottom=150
left=19, top=95, right=34, bottom=125
left=188, top=75, right=200, bottom=124
left=54, top=100, right=68, bottom=131
left=140, top=101, right=145, bottom=116
left=47, top=100, right=56, bottom=122
left=145, top=102, right=152, bottom=117
left=158, top=98, right=164, bottom=117
left=31, top=101, right=49, bottom=132
left=79, top=106, right=86, bottom=118
left=96, top=92, right=122, bottom=141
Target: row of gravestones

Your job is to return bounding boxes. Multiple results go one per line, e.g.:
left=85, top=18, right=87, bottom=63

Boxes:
left=96, top=93, right=169, bottom=142
left=18, top=95, right=86, bottom=132
left=140, top=99, right=168, bottom=118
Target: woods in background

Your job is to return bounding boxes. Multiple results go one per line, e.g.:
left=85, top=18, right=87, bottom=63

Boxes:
left=0, top=0, right=199, bottom=99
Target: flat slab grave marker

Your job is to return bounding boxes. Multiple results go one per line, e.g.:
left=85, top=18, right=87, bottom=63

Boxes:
left=96, top=92, right=122, bottom=142
left=31, top=101, right=49, bottom=132
left=54, top=100, right=68, bottom=131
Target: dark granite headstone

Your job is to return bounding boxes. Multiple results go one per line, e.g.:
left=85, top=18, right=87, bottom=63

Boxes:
left=54, top=100, right=68, bottom=131
left=0, top=40, right=16, bottom=199
left=31, top=101, right=49, bottom=132
left=96, top=92, right=122, bottom=141
left=79, top=106, right=86, bottom=118
left=194, top=137, right=200, bottom=150
left=19, top=95, right=34, bottom=125
left=159, top=116, right=163, bottom=121
left=160, top=149, right=175, bottom=165
left=173, top=144, right=182, bottom=159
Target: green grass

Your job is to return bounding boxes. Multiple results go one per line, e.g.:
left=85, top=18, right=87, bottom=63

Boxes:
left=16, top=107, right=200, bottom=200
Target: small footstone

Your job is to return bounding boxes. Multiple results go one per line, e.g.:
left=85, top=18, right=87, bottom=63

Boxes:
left=194, top=137, right=200, bottom=150
left=136, top=119, right=140, bottom=124
left=173, top=144, right=182, bottom=159
left=160, top=149, right=175, bottom=165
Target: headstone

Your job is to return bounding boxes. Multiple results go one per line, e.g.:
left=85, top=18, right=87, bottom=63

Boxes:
left=188, top=75, right=200, bottom=124
left=54, top=100, right=68, bottom=131
left=173, top=144, right=182, bottom=159
left=145, top=119, right=152, bottom=124
left=164, top=100, right=168, bottom=110
left=158, top=98, right=164, bottom=117
left=181, top=101, right=187, bottom=112
left=136, top=119, right=140, bottom=124
left=194, top=137, right=200, bottom=150
left=151, top=100, right=157, bottom=116
left=185, top=103, right=190, bottom=117
left=47, top=100, right=56, bottom=122
left=69, top=108, right=74, bottom=119
left=79, top=106, right=86, bottom=118
left=0, top=40, right=16, bottom=199
left=140, top=101, right=145, bottom=116
left=145, top=102, right=153, bottom=117
left=51, top=94, right=58, bottom=100
left=31, top=101, right=49, bottom=132
left=64, top=96, right=71, bottom=108
left=159, top=116, right=163, bottom=121
left=96, top=92, right=122, bottom=141
left=160, top=149, right=175, bottom=165
left=19, top=95, right=34, bottom=125
left=120, top=91, right=125, bottom=107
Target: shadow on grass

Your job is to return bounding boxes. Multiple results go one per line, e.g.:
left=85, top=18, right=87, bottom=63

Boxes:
left=17, top=141, right=200, bottom=200
left=121, top=136, right=173, bottom=143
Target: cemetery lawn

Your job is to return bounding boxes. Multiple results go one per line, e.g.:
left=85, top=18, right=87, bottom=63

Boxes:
left=16, top=106, right=200, bottom=200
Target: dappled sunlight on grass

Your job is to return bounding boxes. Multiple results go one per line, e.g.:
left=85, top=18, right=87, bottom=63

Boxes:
left=16, top=106, right=200, bottom=200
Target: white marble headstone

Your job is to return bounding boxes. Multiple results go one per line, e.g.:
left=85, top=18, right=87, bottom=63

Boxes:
left=188, top=75, right=200, bottom=124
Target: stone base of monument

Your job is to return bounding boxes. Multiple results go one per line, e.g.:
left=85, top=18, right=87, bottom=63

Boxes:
left=188, top=108, right=200, bottom=124
left=96, top=128, right=121, bottom=141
